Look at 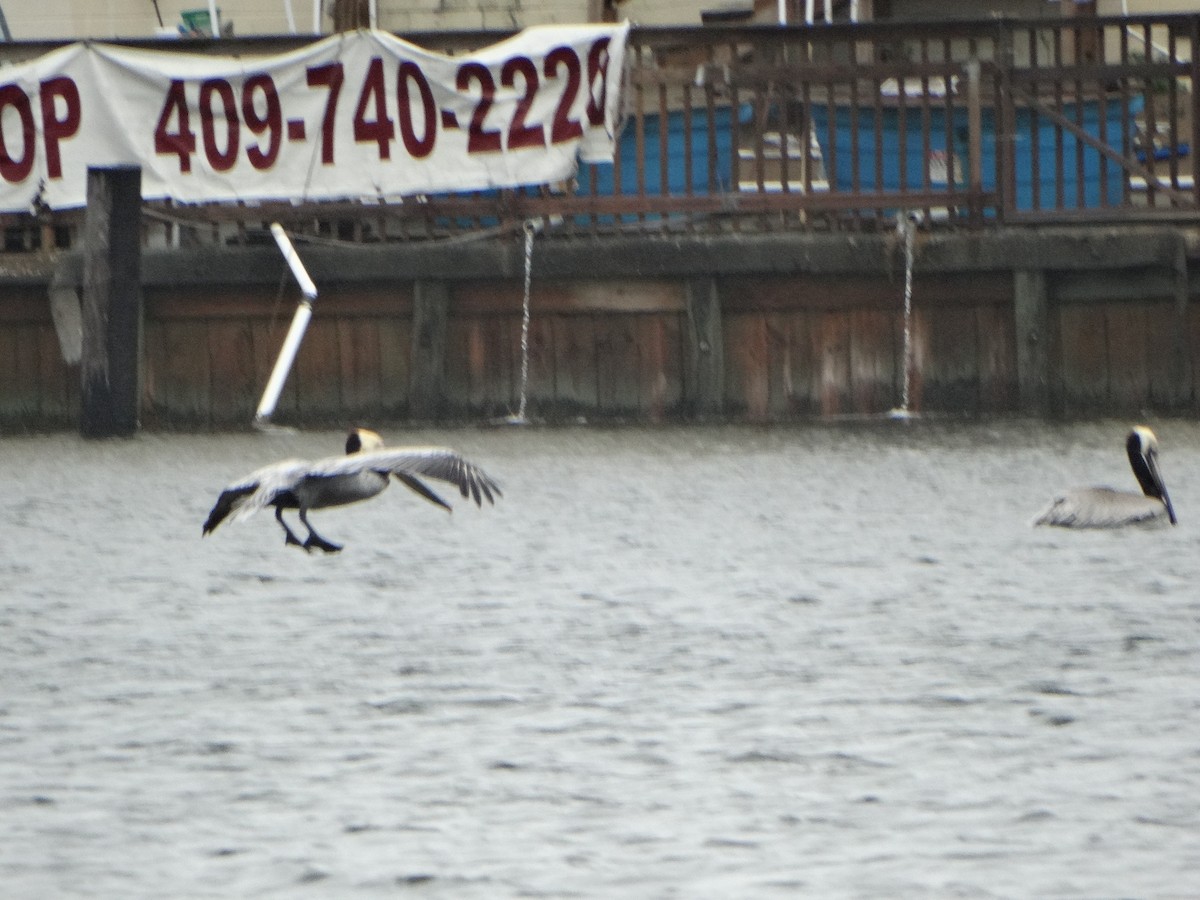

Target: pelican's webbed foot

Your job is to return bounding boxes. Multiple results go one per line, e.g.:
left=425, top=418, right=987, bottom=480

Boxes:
left=275, top=506, right=307, bottom=550
left=299, top=508, right=342, bottom=553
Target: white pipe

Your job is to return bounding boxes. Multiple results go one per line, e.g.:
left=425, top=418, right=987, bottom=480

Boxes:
left=255, top=301, right=312, bottom=422
left=207, top=0, right=220, bottom=36
left=850, top=0, right=859, bottom=23
left=256, top=224, right=319, bottom=422
left=283, top=0, right=297, bottom=34
left=804, top=0, right=814, bottom=25
left=824, top=0, right=831, bottom=24
left=313, top=0, right=322, bottom=33
left=777, top=0, right=786, bottom=26
left=270, top=222, right=318, bottom=299
left=369, top=0, right=378, bottom=28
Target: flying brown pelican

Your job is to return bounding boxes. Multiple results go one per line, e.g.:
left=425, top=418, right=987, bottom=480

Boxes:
left=1032, top=425, right=1176, bottom=528
left=203, top=428, right=501, bottom=553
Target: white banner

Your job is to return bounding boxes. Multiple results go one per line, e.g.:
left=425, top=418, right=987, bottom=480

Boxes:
left=0, top=24, right=629, bottom=212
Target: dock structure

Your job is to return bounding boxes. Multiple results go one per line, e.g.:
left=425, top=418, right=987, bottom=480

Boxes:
left=3, top=15, right=1200, bottom=427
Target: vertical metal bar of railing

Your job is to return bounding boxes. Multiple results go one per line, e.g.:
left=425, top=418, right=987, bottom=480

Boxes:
left=1140, top=23, right=1157, bottom=207
left=1166, top=25, right=1179, bottom=197
left=683, top=82, right=695, bottom=203
left=1191, top=17, right=1200, bottom=208
left=657, top=79, right=669, bottom=229
left=1096, top=22, right=1109, bottom=209
left=996, top=23, right=1015, bottom=223
left=918, top=35, right=932, bottom=221
left=1120, top=23, right=1132, bottom=206
left=966, top=58, right=983, bottom=228
left=943, top=37, right=958, bottom=219
left=1053, top=24, right=1066, bottom=210
left=1074, top=27, right=1086, bottom=209
left=872, top=68, right=883, bottom=224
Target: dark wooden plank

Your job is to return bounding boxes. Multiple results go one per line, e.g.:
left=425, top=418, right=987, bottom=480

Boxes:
left=208, top=319, right=258, bottom=425
left=147, top=320, right=211, bottom=425
left=447, top=317, right=489, bottom=412
left=764, top=313, right=791, bottom=419
left=37, top=324, right=74, bottom=423
left=11, top=324, right=42, bottom=419
left=551, top=315, right=598, bottom=412
left=481, top=315, right=516, bottom=415
left=1144, top=300, right=1182, bottom=409
left=658, top=312, right=684, bottom=416
left=337, top=318, right=383, bottom=419
left=594, top=316, right=641, bottom=414
left=817, top=310, right=851, bottom=416
left=293, top=317, right=343, bottom=420
left=377, top=317, right=410, bottom=417
left=906, top=305, right=930, bottom=413
left=637, top=314, right=673, bottom=422
left=922, top=304, right=979, bottom=413
left=80, top=166, right=141, bottom=437
left=849, top=308, right=898, bottom=414
left=456, top=279, right=685, bottom=315
left=0, top=328, right=20, bottom=421
left=977, top=302, right=1018, bottom=412
left=724, top=313, right=769, bottom=421
left=1104, top=302, right=1148, bottom=411
left=1057, top=303, right=1108, bottom=411
left=784, top=310, right=818, bottom=416
left=1190, top=303, right=1200, bottom=410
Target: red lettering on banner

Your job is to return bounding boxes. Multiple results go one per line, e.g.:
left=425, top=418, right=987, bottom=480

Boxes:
left=0, top=85, right=36, bottom=183
left=154, top=80, right=197, bottom=173
left=200, top=79, right=239, bottom=171
left=306, top=62, right=344, bottom=165
left=456, top=62, right=501, bottom=154
left=353, top=57, right=394, bottom=159
left=544, top=47, right=583, bottom=144
left=585, top=37, right=611, bottom=127
left=243, top=74, right=282, bottom=170
left=501, top=57, right=545, bottom=150
left=397, top=61, right=435, bottom=158
left=39, top=77, right=81, bottom=179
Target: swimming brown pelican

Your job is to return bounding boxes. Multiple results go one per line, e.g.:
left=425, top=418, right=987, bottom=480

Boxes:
left=1032, top=425, right=1176, bottom=528
left=203, top=428, right=501, bottom=553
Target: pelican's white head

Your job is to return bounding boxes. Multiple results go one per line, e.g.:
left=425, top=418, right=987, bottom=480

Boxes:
left=1127, top=425, right=1176, bottom=524
left=345, top=427, right=384, bottom=454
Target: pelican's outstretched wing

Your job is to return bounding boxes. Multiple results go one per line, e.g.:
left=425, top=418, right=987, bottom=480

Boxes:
left=1032, top=487, right=1171, bottom=528
left=306, top=446, right=501, bottom=508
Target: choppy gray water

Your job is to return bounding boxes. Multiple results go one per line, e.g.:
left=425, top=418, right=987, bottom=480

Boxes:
left=1, top=420, right=1198, bottom=898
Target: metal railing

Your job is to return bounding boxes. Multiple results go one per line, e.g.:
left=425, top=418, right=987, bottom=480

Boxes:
left=2, top=13, right=1198, bottom=251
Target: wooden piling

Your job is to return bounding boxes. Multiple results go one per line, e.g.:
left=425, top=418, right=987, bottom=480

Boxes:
left=409, top=280, right=449, bottom=419
left=79, top=166, right=142, bottom=437
left=1013, top=269, right=1052, bottom=416
left=684, top=277, right=723, bottom=415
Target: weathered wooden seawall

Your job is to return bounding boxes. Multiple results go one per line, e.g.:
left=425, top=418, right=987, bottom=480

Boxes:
left=1, top=226, right=1197, bottom=429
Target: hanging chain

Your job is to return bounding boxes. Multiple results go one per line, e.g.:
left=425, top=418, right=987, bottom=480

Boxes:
left=897, top=213, right=916, bottom=415
left=517, top=219, right=535, bottom=422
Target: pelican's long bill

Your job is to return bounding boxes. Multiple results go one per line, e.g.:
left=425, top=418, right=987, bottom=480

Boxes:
left=1127, top=424, right=1176, bottom=525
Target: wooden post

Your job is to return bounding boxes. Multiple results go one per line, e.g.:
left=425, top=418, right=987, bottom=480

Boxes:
left=1013, top=269, right=1053, bottom=416
left=80, top=166, right=142, bottom=438
left=1170, top=235, right=1191, bottom=410
left=684, top=277, right=724, bottom=416
left=409, top=280, right=449, bottom=419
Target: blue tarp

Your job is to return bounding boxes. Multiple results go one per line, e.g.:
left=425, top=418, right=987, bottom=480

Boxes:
left=806, top=94, right=1142, bottom=211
